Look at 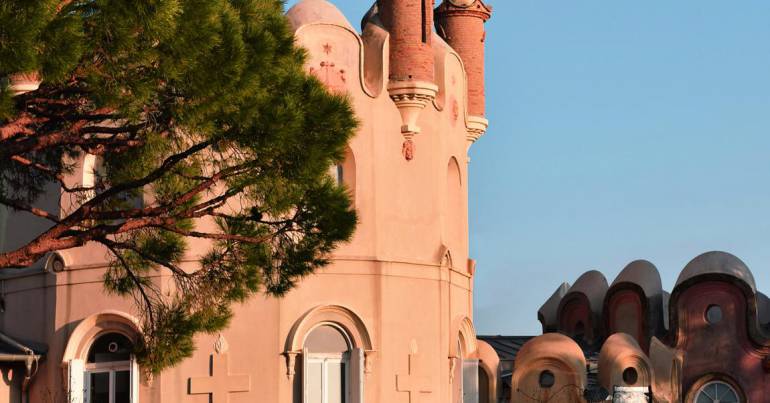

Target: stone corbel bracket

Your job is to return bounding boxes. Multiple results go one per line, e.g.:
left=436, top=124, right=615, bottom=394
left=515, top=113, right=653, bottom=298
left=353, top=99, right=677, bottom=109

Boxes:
left=283, top=349, right=377, bottom=379
left=466, top=115, right=489, bottom=144
left=387, top=80, right=439, bottom=160
left=283, top=351, right=300, bottom=379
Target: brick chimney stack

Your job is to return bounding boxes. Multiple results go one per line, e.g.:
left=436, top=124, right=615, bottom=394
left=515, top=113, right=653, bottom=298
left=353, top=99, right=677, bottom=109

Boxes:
left=435, top=0, right=492, bottom=143
left=378, top=0, right=439, bottom=160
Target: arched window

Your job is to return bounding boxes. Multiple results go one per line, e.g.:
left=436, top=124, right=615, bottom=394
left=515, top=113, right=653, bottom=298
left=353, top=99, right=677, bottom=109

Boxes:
left=454, top=337, right=480, bottom=403
left=330, top=147, right=356, bottom=203
left=82, top=154, right=143, bottom=209
left=478, top=367, right=490, bottom=403
left=444, top=157, right=463, bottom=251
left=695, top=381, right=740, bottom=403
left=453, top=340, right=464, bottom=403
left=303, top=324, right=361, bottom=403
left=84, top=332, right=137, bottom=403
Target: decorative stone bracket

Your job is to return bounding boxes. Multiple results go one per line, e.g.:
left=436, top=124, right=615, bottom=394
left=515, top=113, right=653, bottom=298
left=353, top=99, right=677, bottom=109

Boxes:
left=283, top=351, right=299, bottom=379
left=448, top=355, right=460, bottom=384
left=388, top=80, right=439, bottom=161
left=283, top=350, right=376, bottom=379
left=466, top=115, right=489, bottom=144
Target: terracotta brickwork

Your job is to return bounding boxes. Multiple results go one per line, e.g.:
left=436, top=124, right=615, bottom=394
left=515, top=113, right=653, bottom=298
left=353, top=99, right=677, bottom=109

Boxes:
left=379, top=0, right=435, bottom=82
left=435, top=0, right=492, bottom=116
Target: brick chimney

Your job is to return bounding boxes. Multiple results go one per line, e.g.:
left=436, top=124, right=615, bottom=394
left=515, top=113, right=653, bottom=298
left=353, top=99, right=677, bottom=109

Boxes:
left=378, top=0, right=439, bottom=160
left=435, top=0, right=492, bottom=143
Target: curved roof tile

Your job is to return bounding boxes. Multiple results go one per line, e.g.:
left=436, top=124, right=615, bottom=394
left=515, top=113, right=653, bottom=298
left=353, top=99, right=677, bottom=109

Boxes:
left=568, top=270, right=609, bottom=311
left=611, top=259, right=663, bottom=298
left=675, top=251, right=756, bottom=293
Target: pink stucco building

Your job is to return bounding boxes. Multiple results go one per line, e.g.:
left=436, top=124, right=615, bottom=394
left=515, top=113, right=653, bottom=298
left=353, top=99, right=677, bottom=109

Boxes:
left=0, top=1, right=497, bottom=402
left=3, top=1, right=769, bottom=403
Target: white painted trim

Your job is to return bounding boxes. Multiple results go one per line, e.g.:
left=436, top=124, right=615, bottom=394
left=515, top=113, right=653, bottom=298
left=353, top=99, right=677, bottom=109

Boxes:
left=68, top=359, right=85, bottom=403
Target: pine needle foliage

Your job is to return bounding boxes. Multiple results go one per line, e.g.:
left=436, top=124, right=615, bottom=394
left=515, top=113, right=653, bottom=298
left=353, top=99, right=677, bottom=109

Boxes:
left=0, top=0, right=357, bottom=373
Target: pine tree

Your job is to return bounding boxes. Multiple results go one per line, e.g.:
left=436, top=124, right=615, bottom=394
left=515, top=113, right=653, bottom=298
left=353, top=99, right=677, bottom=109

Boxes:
left=0, top=0, right=357, bottom=373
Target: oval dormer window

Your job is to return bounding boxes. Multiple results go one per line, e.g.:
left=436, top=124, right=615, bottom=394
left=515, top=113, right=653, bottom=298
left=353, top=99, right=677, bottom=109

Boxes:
left=705, top=305, right=723, bottom=325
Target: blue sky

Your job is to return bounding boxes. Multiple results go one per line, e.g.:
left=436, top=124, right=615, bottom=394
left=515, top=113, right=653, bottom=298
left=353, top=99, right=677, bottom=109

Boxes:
left=285, top=0, right=770, bottom=335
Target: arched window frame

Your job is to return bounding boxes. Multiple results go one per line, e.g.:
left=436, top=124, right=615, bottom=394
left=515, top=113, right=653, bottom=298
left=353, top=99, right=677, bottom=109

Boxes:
left=81, top=154, right=144, bottom=210
left=83, top=333, right=134, bottom=403
left=450, top=316, right=479, bottom=403
left=285, top=306, right=374, bottom=403
left=62, top=310, right=142, bottom=403
left=331, top=146, right=356, bottom=205
left=687, top=374, right=745, bottom=403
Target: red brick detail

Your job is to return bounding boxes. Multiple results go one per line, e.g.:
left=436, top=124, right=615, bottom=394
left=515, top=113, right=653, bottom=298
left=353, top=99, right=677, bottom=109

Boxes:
left=380, top=0, right=435, bottom=82
left=435, top=1, right=492, bottom=116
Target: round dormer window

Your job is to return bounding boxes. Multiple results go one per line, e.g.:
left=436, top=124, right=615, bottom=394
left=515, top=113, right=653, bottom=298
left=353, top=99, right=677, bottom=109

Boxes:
left=538, top=370, right=555, bottom=388
left=695, top=381, right=740, bottom=403
left=705, top=305, right=723, bottom=325
left=622, top=367, right=638, bottom=385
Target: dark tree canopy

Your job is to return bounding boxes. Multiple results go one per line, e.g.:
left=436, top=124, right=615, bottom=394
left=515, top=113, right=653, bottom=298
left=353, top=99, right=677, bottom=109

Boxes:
left=0, top=0, right=357, bottom=372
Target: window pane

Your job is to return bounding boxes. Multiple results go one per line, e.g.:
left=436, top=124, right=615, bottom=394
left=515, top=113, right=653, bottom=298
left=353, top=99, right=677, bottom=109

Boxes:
left=463, top=359, right=479, bottom=403
left=306, top=361, right=324, bottom=403
left=305, top=326, right=349, bottom=354
left=327, top=361, right=344, bottom=403
left=88, top=372, right=110, bottom=403
left=88, top=333, right=133, bottom=363
left=115, top=370, right=131, bottom=403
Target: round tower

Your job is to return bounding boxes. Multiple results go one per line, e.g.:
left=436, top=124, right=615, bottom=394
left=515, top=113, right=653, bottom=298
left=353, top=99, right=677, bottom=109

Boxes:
left=378, top=0, right=440, bottom=159
left=378, top=0, right=435, bottom=82
left=435, top=0, right=492, bottom=142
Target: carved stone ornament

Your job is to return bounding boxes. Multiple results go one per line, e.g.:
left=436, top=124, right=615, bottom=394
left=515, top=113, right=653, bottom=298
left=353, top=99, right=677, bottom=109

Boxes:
left=283, top=351, right=299, bottom=379
left=402, top=139, right=415, bottom=161
left=448, top=356, right=458, bottom=384
left=396, top=352, right=434, bottom=403
left=388, top=80, right=439, bottom=160
left=214, top=333, right=229, bottom=354
left=189, top=353, right=251, bottom=401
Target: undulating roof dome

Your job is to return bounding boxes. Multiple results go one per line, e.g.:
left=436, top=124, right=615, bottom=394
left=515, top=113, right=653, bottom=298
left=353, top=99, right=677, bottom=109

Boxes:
left=611, top=259, right=663, bottom=297
left=675, top=251, right=756, bottom=293
left=757, top=292, right=770, bottom=326
left=286, top=0, right=354, bottom=31
left=567, top=270, right=609, bottom=309
left=538, top=282, right=570, bottom=331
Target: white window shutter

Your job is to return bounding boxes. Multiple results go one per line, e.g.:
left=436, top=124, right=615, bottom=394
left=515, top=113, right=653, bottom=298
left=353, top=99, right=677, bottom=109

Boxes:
left=131, top=355, right=140, bottom=403
left=462, top=359, right=479, bottom=403
left=349, top=348, right=364, bottom=403
left=68, top=359, right=85, bottom=403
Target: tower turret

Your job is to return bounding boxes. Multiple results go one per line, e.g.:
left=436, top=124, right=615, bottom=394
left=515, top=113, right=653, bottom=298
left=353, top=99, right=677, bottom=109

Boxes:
left=435, top=0, right=492, bottom=143
left=378, top=0, right=439, bottom=159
